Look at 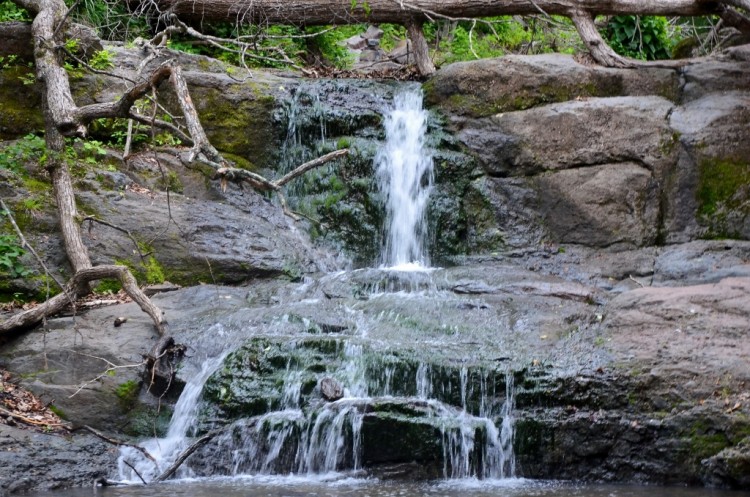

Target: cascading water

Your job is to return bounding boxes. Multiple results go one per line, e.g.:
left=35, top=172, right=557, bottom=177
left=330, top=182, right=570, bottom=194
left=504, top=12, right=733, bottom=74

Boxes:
left=376, top=89, right=434, bottom=269
left=118, top=350, right=230, bottom=482
left=117, top=86, right=516, bottom=486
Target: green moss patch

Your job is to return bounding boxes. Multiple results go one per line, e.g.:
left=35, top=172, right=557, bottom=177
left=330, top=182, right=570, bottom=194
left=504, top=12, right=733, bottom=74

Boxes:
left=696, top=158, right=750, bottom=238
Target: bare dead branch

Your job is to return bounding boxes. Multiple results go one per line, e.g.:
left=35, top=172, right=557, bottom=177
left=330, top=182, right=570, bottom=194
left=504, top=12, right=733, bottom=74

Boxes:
left=213, top=149, right=349, bottom=198
left=274, top=149, right=349, bottom=187
left=718, top=4, right=750, bottom=33
left=153, top=429, right=222, bottom=482
left=82, top=215, right=152, bottom=260
left=0, top=265, right=167, bottom=335
left=80, top=425, right=158, bottom=465
left=0, top=405, right=72, bottom=430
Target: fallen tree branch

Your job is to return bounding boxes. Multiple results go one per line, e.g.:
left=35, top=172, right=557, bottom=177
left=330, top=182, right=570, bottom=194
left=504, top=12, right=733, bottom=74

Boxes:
left=80, top=425, right=158, bottom=464
left=214, top=148, right=349, bottom=194
left=153, top=429, right=222, bottom=482
left=570, top=10, right=635, bottom=68
left=0, top=265, right=167, bottom=335
left=0, top=405, right=72, bottom=430
left=274, top=149, right=349, bottom=188
left=718, top=4, right=750, bottom=33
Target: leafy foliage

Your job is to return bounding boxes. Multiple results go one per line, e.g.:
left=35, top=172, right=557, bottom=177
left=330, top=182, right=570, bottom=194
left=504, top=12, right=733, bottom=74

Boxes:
left=64, top=0, right=149, bottom=41
left=0, top=0, right=30, bottom=21
left=89, top=48, right=115, bottom=70
left=605, top=16, right=673, bottom=60
left=0, top=234, right=31, bottom=278
left=0, top=134, right=46, bottom=174
left=305, top=25, right=359, bottom=68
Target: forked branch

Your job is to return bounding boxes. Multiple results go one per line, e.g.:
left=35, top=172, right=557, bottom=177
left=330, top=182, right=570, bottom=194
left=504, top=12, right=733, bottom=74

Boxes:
left=0, top=265, right=167, bottom=335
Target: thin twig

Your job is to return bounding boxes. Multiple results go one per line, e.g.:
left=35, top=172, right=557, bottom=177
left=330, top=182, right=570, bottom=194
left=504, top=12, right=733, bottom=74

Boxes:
left=81, top=425, right=158, bottom=465
left=123, top=460, right=148, bottom=485
left=0, top=406, right=72, bottom=429
left=153, top=429, right=222, bottom=482
left=82, top=215, right=151, bottom=261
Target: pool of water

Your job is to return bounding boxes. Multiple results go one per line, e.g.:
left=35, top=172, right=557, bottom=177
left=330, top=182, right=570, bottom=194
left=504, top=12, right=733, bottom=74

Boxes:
left=27, top=476, right=750, bottom=497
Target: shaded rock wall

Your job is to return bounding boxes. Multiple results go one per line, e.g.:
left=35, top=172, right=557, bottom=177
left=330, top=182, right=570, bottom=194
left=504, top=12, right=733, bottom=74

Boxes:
left=2, top=43, right=750, bottom=493
left=426, top=48, right=750, bottom=252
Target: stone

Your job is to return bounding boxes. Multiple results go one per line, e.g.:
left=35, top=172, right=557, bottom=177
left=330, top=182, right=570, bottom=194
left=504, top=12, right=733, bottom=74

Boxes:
left=458, top=96, right=676, bottom=178
left=702, top=438, right=750, bottom=489
left=537, top=162, right=661, bottom=248
left=363, top=25, right=384, bottom=41
left=320, top=377, right=344, bottom=401
left=345, top=35, right=367, bottom=50
left=388, top=39, right=412, bottom=64
left=666, top=92, right=750, bottom=241
left=424, top=54, right=679, bottom=118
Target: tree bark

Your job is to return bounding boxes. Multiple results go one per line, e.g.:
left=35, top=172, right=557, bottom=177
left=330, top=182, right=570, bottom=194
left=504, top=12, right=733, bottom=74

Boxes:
left=407, top=19, right=436, bottom=76
left=156, top=0, right=718, bottom=25
left=0, top=266, right=167, bottom=335
left=570, top=10, right=634, bottom=68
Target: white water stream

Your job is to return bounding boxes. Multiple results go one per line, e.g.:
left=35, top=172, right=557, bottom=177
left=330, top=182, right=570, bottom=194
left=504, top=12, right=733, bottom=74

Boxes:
left=117, top=88, right=514, bottom=485
left=376, top=89, right=434, bottom=269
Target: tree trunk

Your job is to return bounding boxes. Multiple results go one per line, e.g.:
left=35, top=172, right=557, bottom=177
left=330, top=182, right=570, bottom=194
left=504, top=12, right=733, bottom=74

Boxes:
left=155, top=0, right=718, bottom=24
left=0, top=266, right=166, bottom=334
left=407, top=19, right=436, bottom=76
left=570, top=10, right=633, bottom=67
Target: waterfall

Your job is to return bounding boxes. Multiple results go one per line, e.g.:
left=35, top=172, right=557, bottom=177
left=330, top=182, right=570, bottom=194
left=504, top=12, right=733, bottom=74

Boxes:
left=376, top=89, right=434, bottom=269
left=120, top=340, right=515, bottom=482
left=116, top=87, right=517, bottom=485
left=117, top=351, right=229, bottom=482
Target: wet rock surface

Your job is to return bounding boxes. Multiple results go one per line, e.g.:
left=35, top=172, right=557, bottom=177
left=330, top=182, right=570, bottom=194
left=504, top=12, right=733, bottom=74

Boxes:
left=0, top=424, right=117, bottom=495
left=3, top=241, right=749, bottom=490
left=1, top=47, right=750, bottom=492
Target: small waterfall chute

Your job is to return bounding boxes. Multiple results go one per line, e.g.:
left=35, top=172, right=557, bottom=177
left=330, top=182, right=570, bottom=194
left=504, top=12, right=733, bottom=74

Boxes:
left=376, top=88, right=434, bottom=269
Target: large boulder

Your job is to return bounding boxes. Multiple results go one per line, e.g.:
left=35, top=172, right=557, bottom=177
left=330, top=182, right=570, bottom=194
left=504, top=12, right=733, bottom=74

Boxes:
left=536, top=162, right=660, bottom=247
left=455, top=96, right=673, bottom=248
left=424, top=54, right=679, bottom=118
left=667, top=92, right=750, bottom=241
left=430, top=52, right=750, bottom=252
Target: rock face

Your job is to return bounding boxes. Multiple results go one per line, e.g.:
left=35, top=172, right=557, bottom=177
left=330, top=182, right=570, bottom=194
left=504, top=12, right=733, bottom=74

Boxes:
left=429, top=51, right=750, bottom=252
left=1, top=44, right=750, bottom=493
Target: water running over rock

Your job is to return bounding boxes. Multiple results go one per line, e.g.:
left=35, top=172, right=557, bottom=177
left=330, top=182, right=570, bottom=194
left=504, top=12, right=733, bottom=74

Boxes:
left=376, top=89, right=434, bottom=269
left=116, top=87, right=514, bottom=485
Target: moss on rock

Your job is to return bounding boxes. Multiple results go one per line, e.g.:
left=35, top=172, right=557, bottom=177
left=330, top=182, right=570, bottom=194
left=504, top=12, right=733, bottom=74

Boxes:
left=0, top=67, right=44, bottom=139
left=696, top=157, right=750, bottom=239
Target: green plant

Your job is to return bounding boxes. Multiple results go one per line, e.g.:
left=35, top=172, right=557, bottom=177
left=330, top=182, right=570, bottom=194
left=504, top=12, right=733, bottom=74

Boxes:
left=0, top=54, right=18, bottom=69
left=82, top=139, right=107, bottom=161
left=47, top=405, right=68, bottom=419
left=94, top=278, right=122, bottom=294
left=115, top=380, right=141, bottom=410
left=18, top=69, right=36, bottom=86
left=379, top=24, right=407, bottom=51
left=0, top=134, right=46, bottom=174
left=66, top=0, right=149, bottom=41
left=153, top=131, right=182, bottom=147
left=305, top=25, right=358, bottom=69
left=434, top=22, right=513, bottom=65
left=0, top=234, right=31, bottom=278
left=89, top=48, right=115, bottom=70
left=605, top=15, right=672, bottom=60
left=91, top=118, right=149, bottom=148
left=143, top=256, right=165, bottom=284
left=19, top=197, right=44, bottom=218
left=0, top=0, right=30, bottom=21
